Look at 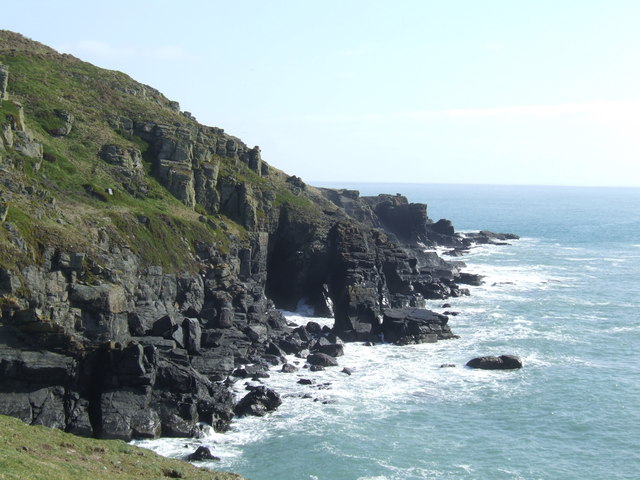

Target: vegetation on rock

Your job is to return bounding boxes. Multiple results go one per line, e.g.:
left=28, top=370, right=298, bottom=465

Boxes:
left=0, top=30, right=515, bottom=447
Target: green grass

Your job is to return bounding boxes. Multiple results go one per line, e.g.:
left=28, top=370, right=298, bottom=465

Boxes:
left=0, top=30, right=337, bottom=274
left=1, top=99, right=21, bottom=121
left=0, top=415, right=245, bottom=480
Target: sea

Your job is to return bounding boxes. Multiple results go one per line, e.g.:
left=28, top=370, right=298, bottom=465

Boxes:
left=135, top=183, right=640, bottom=480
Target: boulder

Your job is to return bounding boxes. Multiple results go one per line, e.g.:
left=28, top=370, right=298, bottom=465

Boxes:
left=305, top=321, right=322, bottom=334
left=99, top=144, right=142, bottom=170
left=314, top=342, right=344, bottom=357
left=234, top=386, right=282, bottom=417
left=382, top=308, right=453, bottom=345
left=183, top=317, right=201, bottom=354
left=466, top=355, right=523, bottom=370
left=307, top=352, right=338, bottom=367
left=187, top=446, right=220, bottom=461
left=281, top=363, right=298, bottom=373
left=431, top=218, right=455, bottom=235
left=48, top=110, right=74, bottom=137
left=457, top=272, right=484, bottom=286
left=232, top=364, right=270, bottom=379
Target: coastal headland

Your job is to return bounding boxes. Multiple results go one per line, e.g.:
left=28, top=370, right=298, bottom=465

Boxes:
left=0, top=30, right=517, bottom=445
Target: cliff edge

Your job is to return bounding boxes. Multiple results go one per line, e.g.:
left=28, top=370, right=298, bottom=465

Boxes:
left=0, top=31, right=517, bottom=440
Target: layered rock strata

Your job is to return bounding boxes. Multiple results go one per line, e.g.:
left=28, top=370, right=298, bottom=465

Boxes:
left=0, top=41, right=518, bottom=441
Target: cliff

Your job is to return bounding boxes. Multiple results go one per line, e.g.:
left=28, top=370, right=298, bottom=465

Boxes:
left=0, top=31, right=517, bottom=440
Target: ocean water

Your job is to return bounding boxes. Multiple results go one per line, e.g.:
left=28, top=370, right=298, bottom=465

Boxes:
left=137, top=184, right=640, bottom=480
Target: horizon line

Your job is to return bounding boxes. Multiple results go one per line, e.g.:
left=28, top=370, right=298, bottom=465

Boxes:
left=309, top=180, right=640, bottom=189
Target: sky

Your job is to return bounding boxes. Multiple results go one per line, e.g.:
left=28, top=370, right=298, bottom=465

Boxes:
left=3, top=0, right=640, bottom=186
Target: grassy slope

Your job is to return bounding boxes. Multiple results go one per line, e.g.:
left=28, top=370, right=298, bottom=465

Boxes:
left=0, top=31, right=223, bottom=271
left=0, top=415, right=245, bottom=480
left=0, top=30, right=328, bottom=273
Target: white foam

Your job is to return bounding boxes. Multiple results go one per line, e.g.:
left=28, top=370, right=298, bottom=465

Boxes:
left=135, top=237, right=592, bottom=476
left=280, top=310, right=334, bottom=329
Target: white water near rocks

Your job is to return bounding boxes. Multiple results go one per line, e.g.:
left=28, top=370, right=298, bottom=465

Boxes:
left=136, top=185, right=640, bottom=480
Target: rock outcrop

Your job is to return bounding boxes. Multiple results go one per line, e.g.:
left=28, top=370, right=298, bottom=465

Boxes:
left=0, top=63, right=8, bottom=101
left=466, top=355, right=523, bottom=370
left=0, top=31, right=519, bottom=441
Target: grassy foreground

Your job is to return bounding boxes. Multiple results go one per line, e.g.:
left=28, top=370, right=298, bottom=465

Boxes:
left=0, top=415, right=245, bottom=480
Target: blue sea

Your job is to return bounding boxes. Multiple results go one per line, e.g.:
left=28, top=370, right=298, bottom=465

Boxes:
left=138, top=184, right=640, bottom=480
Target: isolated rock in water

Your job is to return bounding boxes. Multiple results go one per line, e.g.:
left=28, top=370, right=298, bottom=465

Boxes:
left=466, top=355, right=523, bottom=370
left=187, top=446, right=220, bottom=461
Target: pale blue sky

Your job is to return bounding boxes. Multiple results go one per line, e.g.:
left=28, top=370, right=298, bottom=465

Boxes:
left=3, top=1, right=640, bottom=186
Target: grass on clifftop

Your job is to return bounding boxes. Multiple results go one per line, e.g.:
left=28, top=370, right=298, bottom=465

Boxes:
left=0, top=415, right=245, bottom=480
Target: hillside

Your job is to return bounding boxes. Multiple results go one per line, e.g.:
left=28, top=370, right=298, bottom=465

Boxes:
left=0, top=414, right=243, bottom=480
left=0, top=30, right=516, bottom=442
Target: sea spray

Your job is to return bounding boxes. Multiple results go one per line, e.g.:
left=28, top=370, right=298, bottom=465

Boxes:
left=137, top=185, right=640, bottom=480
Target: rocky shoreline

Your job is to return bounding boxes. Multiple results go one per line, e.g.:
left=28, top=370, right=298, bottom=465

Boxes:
left=0, top=214, right=516, bottom=441
left=0, top=31, right=519, bottom=443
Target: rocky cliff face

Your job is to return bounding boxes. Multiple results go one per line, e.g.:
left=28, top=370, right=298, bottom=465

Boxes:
left=0, top=31, right=518, bottom=440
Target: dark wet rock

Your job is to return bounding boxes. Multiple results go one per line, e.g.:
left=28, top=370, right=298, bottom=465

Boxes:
left=183, top=318, right=201, bottom=354
left=295, top=348, right=311, bottom=359
left=234, top=386, right=282, bottom=417
left=443, top=248, right=467, bottom=257
left=457, top=272, right=484, bottom=286
left=311, top=337, right=344, bottom=357
left=292, top=325, right=311, bottom=342
left=466, top=231, right=520, bottom=245
left=0, top=43, right=519, bottom=442
left=440, top=364, right=456, bottom=368
left=261, top=354, right=283, bottom=366
left=305, top=321, right=322, bottom=334
left=232, top=364, right=270, bottom=379
left=431, top=218, right=455, bottom=236
left=382, top=308, right=455, bottom=345
left=187, top=446, right=220, bottom=461
left=281, top=363, right=298, bottom=373
left=307, top=352, right=338, bottom=367
left=466, top=355, right=523, bottom=370
left=265, top=341, right=287, bottom=358
left=278, top=336, right=304, bottom=355
left=315, top=342, right=344, bottom=357
left=341, top=367, right=353, bottom=375
left=309, top=365, right=325, bottom=372
left=297, top=378, right=315, bottom=385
